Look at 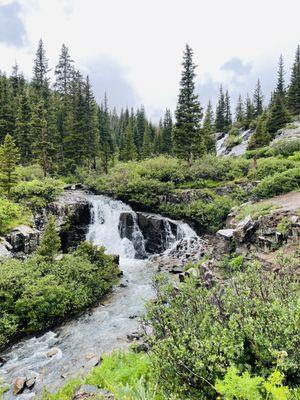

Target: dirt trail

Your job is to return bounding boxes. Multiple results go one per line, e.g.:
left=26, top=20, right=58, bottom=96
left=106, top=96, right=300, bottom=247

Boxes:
left=266, top=191, right=300, bottom=212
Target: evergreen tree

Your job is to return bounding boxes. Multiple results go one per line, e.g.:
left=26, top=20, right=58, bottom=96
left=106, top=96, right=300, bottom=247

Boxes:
left=287, top=45, right=300, bottom=115
left=224, top=90, right=232, bottom=130
left=173, top=44, right=203, bottom=164
left=54, top=44, right=74, bottom=96
left=123, top=119, right=136, bottom=161
left=99, top=94, right=114, bottom=173
left=10, top=63, right=25, bottom=97
left=141, top=124, right=153, bottom=158
left=215, top=86, right=226, bottom=132
left=32, top=39, right=50, bottom=99
left=37, top=214, right=61, bottom=261
left=135, top=106, right=146, bottom=157
left=84, top=76, right=98, bottom=169
left=276, top=55, right=286, bottom=99
left=0, top=74, right=15, bottom=142
left=202, top=101, right=216, bottom=154
left=30, top=98, right=52, bottom=176
left=0, top=134, right=20, bottom=198
left=253, top=79, right=264, bottom=117
left=244, top=94, right=255, bottom=128
left=235, top=94, right=244, bottom=123
left=15, top=90, right=32, bottom=163
left=161, top=109, right=173, bottom=154
left=248, top=112, right=270, bottom=149
left=266, top=93, right=291, bottom=134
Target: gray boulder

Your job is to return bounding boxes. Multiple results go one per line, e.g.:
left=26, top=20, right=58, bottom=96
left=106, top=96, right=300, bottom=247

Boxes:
left=6, top=225, right=40, bottom=254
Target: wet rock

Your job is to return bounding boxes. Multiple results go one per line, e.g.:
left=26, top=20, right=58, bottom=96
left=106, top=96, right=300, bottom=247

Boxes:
left=118, top=212, right=146, bottom=259
left=73, top=384, right=115, bottom=399
left=134, top=343, right=149, bottom=353
left=25, top=372, right=37, bottom=389
left=85, top=353, right=101, bottom=368
left=0, top=356, right=7, bottom=367
left=127, top=332, right=142, bottom=341
left=119, top=282, right=127, bottom=288
left=47, top=347, right=60, bottom=357
left=6, top=225, right=40, bottom=255
left=13, top=376, right=26, bottom=395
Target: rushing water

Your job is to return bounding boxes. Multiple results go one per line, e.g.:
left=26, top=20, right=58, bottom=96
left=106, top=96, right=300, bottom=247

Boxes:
left=0, top=195, right=197, bottom=399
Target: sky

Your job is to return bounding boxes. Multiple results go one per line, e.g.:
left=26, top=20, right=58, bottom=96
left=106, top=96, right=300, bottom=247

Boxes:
left=0, top=0, right=300, bottom=121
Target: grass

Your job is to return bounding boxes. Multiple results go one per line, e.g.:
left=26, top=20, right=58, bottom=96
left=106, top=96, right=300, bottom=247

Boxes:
left=235, top=202, right=276, bottom=222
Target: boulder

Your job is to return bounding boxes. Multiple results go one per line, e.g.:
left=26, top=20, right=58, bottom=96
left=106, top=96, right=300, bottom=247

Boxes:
left=13, top=376, right=26, bottom=395
left=216, top=229, right=235, bottom=257
left=118, top=212, right=146, bottom=259
left=73, top=385, right=115, bottom=400
left=6, top=225, right=40, bottom=254
left=233, top=215, right=257, bottom=243
left=25, top=372, right=38, bottom=389
left=47, top=347, right=60, bottom=357
left=0, top=238, right=12, bottom=258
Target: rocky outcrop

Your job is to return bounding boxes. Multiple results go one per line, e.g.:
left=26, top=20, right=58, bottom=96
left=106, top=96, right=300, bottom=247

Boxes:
left=271, top=120, right=300, bottom=145
left=216, top=128, right=253, bottom=156
left=118, top=212, right=146, bottom=259
left=73, top=385, right=115, bottom=399
left=5, top=225, right=40, bottom=258
left=35, top=189, right=91, bottom=251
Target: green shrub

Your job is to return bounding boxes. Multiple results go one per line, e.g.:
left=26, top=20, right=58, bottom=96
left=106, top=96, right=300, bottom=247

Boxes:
left=0, top=198, right=31, bottom=234
left=235, top=202, right=274, bottom=221
left=254, top=168, right=300, bottom=198
left=245, top=147, right=269, bottom=159
left=268, top=139, right=300, bottom=157
left=0, top=242, right=120, bottom=348
left=13, top=178, right=64, bottom=207
left=15, top=164, right=44, bottom=181
left=248, top=157, right=297, bottom=180
left=225, top=135, right=242, bottom=150
left=144, top=261, right=300, bottom=399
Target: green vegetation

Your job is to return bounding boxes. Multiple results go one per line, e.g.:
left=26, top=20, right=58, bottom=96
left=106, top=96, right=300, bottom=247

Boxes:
left=0, top=198, right=31, bottom=234
left=36, top=214, right=61, bottom=261
left=254, top=168, right=300, bottom=198
left=0, top=241, right=120, bottom=348
left=235, top=202, right=275, bottom=221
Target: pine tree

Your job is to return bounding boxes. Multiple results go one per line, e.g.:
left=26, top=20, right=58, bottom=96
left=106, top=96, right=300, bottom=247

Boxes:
left=141, top=124, right=153, bottom=158
left=266, top=93, right=291, bottom=134
left=224, top=90, right=232, bottom=130
left=235, top=94, right=244, bottom=124
left=253, top=79, right=264, bottom=117
left=248, top=112, right=270, bottom=149
left=161, top=109, right=173, bottom=154
left=99, top=94, right=114, bottom=173
left=30, top=98, right=52, bottom=176
left=15, top=90, right=32, bottom=163
left=135, top=106, right=146, bottom=157
left=276, top=55, right=286, bottom=99
left=123, top=119, right=136, bottom=161
left=32, top=39, right=50, bottom=99
left=54, top=44, right=74, bottom=96
left=202, top=101, right=216, bottom=154
left=245, top=94, right=255, bottom=128
left=10, top=63, right=25, bottom=97
left=0, top=134, right=20, bottom=198
left=0, top=74, right=15, bottom=142
left=84, top=76, right=98, bottom=169
left=37, top=214, right=61, bottom=261
left=173, top=44, right=203, bottom=164
left=287, top=45, right=300, bottom=115
left=215, top=85, right=226, bottom=132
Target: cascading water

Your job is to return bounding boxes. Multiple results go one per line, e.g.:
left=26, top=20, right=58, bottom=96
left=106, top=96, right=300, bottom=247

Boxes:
left=0, top=195, right=197, bottom=398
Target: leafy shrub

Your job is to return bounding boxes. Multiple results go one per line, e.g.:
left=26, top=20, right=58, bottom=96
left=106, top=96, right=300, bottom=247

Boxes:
left=215, top=366, right=291, bottom=400
left=248, top=157, right=297, bottom=180
left=13, top=178, right=64, bottom=207
left=0, top=198, right=31, bottom=234
left=235, top=202, right=275, bottom=221
left=15, top=164, right=44, bottom=181
left=0, top=242, right=120, bottom=348
left=190, top=155, right=250, bottom=182
left=254, top=167, right=300, bottom=198
left=245, top=147, right=269, bottom=159
left=268, top=139, right=300, bottom=157
left=144, top=261, right=300, bottom=399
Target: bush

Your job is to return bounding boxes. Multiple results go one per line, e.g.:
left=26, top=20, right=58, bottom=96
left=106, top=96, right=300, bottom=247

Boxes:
left=235, top=202, right=275, bottom=222
left=15, top=164, right=44, bottom=181
left=0, top=242, right=120, bottom=348
left=190, top=155, right=250, bottom=182
left=0, top=198, right=31, bottom=234
left=13, top=178, right=64, bottom=207
left=254, top=167, right=300, bottom=198
left=248, top=157, right=297, bottom=180
left=268, top=139, right=300, bottom=157
left=144, top=261, right=299, bottom=399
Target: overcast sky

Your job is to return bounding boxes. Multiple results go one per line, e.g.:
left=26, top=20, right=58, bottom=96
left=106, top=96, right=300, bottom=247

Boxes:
left=0, top=0, right=299, bottom=121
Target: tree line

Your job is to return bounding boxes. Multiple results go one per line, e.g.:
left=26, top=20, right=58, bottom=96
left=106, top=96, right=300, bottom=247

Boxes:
left=1, top=41, right=300, bottom=175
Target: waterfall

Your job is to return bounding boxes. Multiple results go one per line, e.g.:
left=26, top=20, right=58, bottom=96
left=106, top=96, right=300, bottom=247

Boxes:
left=86, top=195, right=145, bottom=259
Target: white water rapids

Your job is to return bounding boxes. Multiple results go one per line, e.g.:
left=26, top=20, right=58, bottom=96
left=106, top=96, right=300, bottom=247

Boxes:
left=0, top=195, right=197, bottom=399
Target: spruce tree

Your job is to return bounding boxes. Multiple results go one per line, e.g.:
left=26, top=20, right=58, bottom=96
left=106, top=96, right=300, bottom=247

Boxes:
left=173, top=44, right=203, bottom=164
left=266, top=93, right=291, bottom=134
left=135, top=106, right=146, bottom=157
left=276, top=55, right=286, bottom=99
left=224, top=90, right=232, bottom=130
left=123, top=119, right=136, bottom=161
left=10, top=63, right=25, bottom=97
left=84, top=76, right=98, bottom=169
left=99, top=94, right=114, bottom=173
left=141, top=124, right=153, bottom=158
left=244, top=94, right=255, bottom=128
left=248, top=112, right=270, bottom=149
left=15, top=91, right=32, bottom=163
left=32, top=39, right=50, bottom=99
left=202, top=101, right=216, bottom=154
left=235, top=94, right=244, bottom=124
left=253, top=79, right=264, bottom=117
left=215, top=85, right=226, bottom=132
left=54, top=44, right=74, bottom=96
left=287, top=45, right=300, bottom=115
left=161, top=109, right=173, bottom=154
left=0, top=134, right=20, bottom=198
left=0, top=74, right=15, bottom=142
left=37, top=214, right=61, bottom=261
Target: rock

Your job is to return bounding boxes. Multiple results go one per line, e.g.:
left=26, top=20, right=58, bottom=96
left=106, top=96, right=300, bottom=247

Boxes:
left=84, top=353, right=100, bottom=368
left=0, top=238, right=12, bottom=258
left=0, top=356, right=7, bottom=367
left=73, top=385, right=115, bottom=399
left=169, top=265, right=184, bottom=274
left=47, top=347, right=60, bottom=357
left=234, top=215, right=256, bottom=243
left=127, top=332, right=142, bottom=341
left=13, top=377, right=26, bottom=395
left=118, top=212, right=146, bottom=258
left=25, top=372, right=37, bottom=389
left=216, top=229, right=235, bottom=257
left=6, top=225, right=40, bottom=254
left=134, top=343, right=149, bottom=353
left=119, top=283, right=127, bottom=288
